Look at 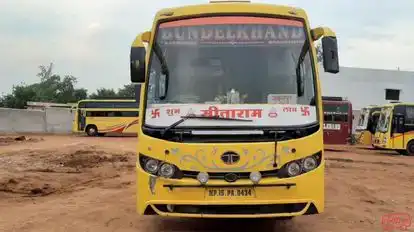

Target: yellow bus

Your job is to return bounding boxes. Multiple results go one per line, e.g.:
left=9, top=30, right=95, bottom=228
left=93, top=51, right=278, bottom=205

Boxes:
left=130, top=0, right=340, bottom=218
left=373, top=103, right=414, bottom=156
left=355, top=105, right=382, bottom=145
left=72, top=99, right=139, bottom=136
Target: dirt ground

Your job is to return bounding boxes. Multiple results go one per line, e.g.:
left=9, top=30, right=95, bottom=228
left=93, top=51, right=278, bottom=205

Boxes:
left=0, top=134, right=413, bottom=232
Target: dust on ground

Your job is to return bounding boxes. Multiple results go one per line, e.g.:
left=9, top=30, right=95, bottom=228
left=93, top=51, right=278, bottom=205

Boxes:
left=0, top=135, right=413, bottom=232
left=0, top=135, right=43, bottom=146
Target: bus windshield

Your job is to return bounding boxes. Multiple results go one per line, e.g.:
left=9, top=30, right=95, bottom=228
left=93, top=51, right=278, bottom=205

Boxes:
left=357, top=108, right=369, bottom=130
left=376, top=107, right=392, bottom=133
left=145, top=16, right=317, bottom=128
left=323, top=103, right=349, bottom=123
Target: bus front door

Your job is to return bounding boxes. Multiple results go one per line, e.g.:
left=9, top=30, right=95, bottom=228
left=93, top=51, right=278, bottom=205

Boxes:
left=391, top=114, right=405, bottom=150
left=78, top=110, right=86, bottom=131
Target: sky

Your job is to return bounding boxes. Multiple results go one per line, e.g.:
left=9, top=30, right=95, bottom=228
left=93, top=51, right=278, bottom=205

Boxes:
left=1, top=0, right=413, bottom=94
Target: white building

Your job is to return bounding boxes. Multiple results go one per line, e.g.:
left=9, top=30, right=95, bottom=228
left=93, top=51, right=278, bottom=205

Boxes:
left=320, top=65, right=414, bottom=110
left=319, top=65, right=414, bottom=133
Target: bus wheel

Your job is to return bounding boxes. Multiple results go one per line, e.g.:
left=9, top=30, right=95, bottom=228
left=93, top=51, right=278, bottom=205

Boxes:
left=406, top=141, right=414, bottom=156
left=86, top=125, right=98, bottom=136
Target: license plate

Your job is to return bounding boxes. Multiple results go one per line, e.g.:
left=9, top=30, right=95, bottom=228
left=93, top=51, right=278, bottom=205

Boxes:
left=206, top=188, right=255, bottom=198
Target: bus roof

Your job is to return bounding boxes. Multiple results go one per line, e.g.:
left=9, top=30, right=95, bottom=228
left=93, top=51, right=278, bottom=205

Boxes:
left=322, top=100, right=351, bottom=105
left=362, top=105, right=379, bottom=109
left=360, top=104, right=388, bottom=111
left=153, top=2, right=308, bottom=22
left=77, top=99, right=136, bottom=104
left=384, top=102, right=414, bottom=107
left=366, top=103, right=414, bottom=111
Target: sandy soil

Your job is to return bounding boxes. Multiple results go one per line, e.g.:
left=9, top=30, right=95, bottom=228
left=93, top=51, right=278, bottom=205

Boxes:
left=0, top=134, right=413, bottom=232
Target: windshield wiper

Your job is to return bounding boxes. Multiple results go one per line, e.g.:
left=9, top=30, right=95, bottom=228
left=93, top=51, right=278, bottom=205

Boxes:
left=295, top=40, right=309, bottom=97
left=152, top=41, right=169, bottom=100
left=161, top=115, right=253, bottom=136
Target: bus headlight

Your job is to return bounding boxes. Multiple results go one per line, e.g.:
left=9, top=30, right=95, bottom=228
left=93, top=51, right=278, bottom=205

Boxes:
left=302, top=157, right=317, bottom=172
left=144, top=159, right=159, bottom=174
left=286, top=162, right=302, bottom=177
left=139, top=154, right=182, bottom=179
left=279, top=152, right=322, bottom=178
left=159, top=163, right=175, bottom=178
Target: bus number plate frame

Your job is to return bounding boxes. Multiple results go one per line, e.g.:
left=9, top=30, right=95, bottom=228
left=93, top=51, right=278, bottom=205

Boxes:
left=206, top=187, right=256, bottom=199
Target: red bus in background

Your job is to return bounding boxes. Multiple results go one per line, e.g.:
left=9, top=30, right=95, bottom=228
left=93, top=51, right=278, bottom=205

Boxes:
left=322, top=96, right=353, bottom=144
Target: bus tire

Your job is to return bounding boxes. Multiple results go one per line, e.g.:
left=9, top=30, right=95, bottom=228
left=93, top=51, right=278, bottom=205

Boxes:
left=86, top=125, right=98, bottom=136
left=405, top=140, right=414, bottom=156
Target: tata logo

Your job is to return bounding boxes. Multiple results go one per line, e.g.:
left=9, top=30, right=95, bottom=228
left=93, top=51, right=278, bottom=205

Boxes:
left=221, top=151, right=240, bottom=165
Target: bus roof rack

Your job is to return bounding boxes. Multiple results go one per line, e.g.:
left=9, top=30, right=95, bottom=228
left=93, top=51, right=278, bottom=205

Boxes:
left=322, top=96, right=343, bottom=101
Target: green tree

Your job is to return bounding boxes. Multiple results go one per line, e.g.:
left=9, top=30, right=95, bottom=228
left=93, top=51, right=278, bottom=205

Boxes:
left=73, top=88, right=88, bottom=101
left=88, top=88, right=118, bottom=99
left=88, top=84, right=137, bottom=99
left=0, top=85, right=37, bottom=109
left=0, top=63, right=88, bottom=108
left=117, top=84, right=136, bottom=98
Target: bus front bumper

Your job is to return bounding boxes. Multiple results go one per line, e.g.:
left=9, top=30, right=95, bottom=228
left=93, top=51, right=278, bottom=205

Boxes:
left=136, top=164, right=324, bottom=218
left=372, top=137, right=388, bottom=149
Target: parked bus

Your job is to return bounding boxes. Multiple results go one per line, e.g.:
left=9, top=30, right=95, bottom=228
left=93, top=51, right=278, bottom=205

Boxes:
left=72, top=99, right=140, bottom=136
left=129, top=0, right=340, bottom=219
left=355, top=105, right=382, bottom=145
left=373, top=103, right=414, bottom=155
left=322, top=96, right=353, bottom=144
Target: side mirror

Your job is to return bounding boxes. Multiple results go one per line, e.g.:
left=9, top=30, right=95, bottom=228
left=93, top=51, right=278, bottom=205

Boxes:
left=322, top=36, right=339, bottom=73
left=130, top=31, right=151, bottom=83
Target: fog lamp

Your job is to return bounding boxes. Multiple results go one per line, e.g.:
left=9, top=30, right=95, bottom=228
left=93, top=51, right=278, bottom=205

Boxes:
left=249, top=171, right=262, bottom=184
left=197, top=172, right=209, bottom=184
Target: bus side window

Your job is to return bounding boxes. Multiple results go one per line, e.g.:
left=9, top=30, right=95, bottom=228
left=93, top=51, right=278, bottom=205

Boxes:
left=121, top=111, right=139, bottom=117
left=87, top=111, right=106, bottom=117
left=324, top=114, right=333, bottom=122
left=106, top=111, right=116, bottom=117
left=332, top=114, right=347, bottom=122
left=405, top=106, right=414, bottom=131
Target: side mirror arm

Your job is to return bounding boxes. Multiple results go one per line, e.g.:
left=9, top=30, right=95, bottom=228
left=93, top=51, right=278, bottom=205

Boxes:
left=311, top=27, right=336, bottom=42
